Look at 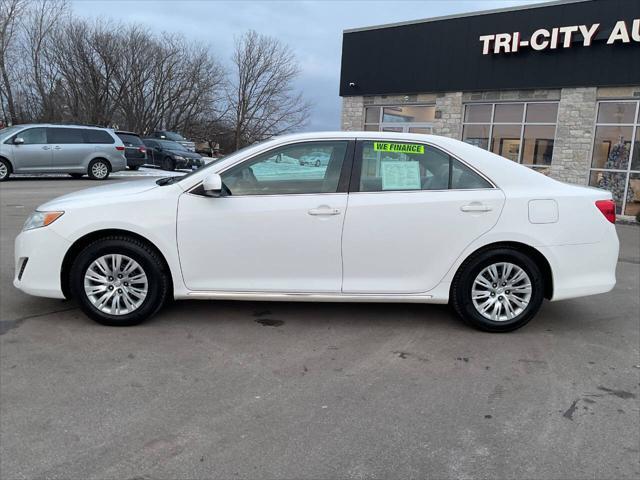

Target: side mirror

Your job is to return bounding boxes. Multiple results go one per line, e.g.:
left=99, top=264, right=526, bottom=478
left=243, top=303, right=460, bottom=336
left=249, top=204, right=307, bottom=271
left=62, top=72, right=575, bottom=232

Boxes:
left=203, top=173, right=223, bottom=197
left=13, top=137, right=24, bottom=145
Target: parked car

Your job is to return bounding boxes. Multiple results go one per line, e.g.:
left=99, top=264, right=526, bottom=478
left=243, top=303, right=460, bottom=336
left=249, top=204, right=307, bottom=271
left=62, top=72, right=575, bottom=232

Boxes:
left=114, top=131, right=147, bottom=170
left=299, top=150, right=331, bottom=167
left=142, top=138, right=204, bottom=171
left=14, top=132, right=618, bottom=331
left=149, top=131, right=196, bottom=152
left=0, top=124, right=126, bottom=181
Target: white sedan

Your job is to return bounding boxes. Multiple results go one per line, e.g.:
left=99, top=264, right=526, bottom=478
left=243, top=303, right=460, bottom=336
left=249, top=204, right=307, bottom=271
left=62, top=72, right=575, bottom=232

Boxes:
left=14, top=132, right=619, bottom=332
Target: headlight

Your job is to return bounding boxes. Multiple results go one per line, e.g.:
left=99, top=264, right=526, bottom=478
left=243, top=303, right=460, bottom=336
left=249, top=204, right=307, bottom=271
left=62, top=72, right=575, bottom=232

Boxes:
left=174, top=155, right=185, bottom=161
left=23, top=211, right=64, bottom=231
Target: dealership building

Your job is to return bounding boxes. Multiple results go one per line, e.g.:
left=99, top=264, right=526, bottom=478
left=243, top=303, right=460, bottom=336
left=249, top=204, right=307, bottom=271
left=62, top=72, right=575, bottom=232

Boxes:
left=339, top=0, right=640, bottom=217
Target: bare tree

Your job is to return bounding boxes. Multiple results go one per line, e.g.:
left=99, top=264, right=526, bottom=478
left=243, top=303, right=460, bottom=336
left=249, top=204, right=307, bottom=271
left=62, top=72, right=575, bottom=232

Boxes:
left=20, top=0, right=68, bottom=121
left=227, top=30, right=310, bottom=150
left=0, top=0, right=27, bottom=124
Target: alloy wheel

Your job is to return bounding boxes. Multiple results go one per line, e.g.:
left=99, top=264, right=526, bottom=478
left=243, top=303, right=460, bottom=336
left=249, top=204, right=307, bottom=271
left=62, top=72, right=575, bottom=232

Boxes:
left=0, top=162, right=8, bottom=179
left=92, top=161, right=108, bottom=179
left=83, top=254, right=148, bottom=315
left=471, top=262, right=532, bottom=322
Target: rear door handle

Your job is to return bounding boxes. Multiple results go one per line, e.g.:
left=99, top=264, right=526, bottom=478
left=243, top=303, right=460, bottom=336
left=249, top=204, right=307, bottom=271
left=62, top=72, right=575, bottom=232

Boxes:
left=308, top=207, right=341, bottom=216
left=54, top=146, right=62, bottom=150
left=460, top=203, right=492, bottom=213
left=42, top=146, right=51, bottom=150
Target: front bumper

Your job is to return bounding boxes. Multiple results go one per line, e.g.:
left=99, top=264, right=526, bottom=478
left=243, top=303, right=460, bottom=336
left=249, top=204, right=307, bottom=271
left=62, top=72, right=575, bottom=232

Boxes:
left=176, top=157, right=204, bottom=169
left=14, top=227, right=70, bottom=299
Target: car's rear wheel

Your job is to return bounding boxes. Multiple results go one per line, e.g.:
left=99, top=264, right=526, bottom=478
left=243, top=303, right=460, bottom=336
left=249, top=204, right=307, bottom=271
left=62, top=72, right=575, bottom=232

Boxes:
left=451, top=248, right=544, bottom=332
left=161, top=156, right=175, bottom=171
left=88, top=159, right=110, bottom=180
left=69, top=236, right=169, bottom=326
left=0, top=159, right=12, bottom=181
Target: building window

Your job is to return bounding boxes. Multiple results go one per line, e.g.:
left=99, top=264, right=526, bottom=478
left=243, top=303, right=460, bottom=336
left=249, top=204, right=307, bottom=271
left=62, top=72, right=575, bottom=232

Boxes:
left=364, top=104, right=435, bottom=133
left=589, top=100, right=640, bottom=216
left=462, top=102, right=559, bottom=171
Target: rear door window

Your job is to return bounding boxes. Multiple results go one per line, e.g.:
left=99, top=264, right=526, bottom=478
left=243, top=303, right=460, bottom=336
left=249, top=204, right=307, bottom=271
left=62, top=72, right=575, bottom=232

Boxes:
left=48, top=128, right=85, bottom=144
left=354, top=140, right=492, bottom=191
left=83, top=129, right=115, bottom=144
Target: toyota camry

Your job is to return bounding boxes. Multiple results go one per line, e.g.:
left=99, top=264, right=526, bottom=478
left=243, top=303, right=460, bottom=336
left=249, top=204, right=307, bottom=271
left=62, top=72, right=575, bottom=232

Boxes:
left=14, top=132, right=619, bottom=332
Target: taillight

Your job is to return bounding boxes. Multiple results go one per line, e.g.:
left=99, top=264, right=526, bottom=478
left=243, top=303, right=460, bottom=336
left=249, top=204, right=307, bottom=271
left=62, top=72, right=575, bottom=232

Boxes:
left=138, top=147, right=146, bottom=153
left=115, top=146, right=125, bottom=151
left=595, top=199, right=616, bottom=224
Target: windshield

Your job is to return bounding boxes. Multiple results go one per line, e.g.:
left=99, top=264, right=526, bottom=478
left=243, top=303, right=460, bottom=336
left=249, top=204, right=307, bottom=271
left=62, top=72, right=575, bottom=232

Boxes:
left=116, top=133, right=143, bottom=146
left=157, top=139, right=188, bottom=151
left=0, top=125, right=22, bottom=140
left=162, top=132, right=186, bottom=141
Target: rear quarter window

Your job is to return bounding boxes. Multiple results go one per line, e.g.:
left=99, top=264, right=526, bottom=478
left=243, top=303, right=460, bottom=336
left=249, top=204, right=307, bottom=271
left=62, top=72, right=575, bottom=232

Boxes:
left=83, top=129, right=115, bottom=144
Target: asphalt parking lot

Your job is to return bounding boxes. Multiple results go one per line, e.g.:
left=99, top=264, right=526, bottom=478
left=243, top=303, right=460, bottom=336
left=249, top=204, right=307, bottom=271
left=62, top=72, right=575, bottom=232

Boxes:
left=1, top=176, right=639, bottom=480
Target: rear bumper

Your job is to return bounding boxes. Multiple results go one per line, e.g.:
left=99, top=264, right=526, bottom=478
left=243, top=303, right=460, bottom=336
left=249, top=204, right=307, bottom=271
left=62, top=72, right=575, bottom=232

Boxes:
left=540, top=227, right=619, bottom=301
left=14, top=227, right=69, bottom=299
left=126, top=156, right=146, bottom=168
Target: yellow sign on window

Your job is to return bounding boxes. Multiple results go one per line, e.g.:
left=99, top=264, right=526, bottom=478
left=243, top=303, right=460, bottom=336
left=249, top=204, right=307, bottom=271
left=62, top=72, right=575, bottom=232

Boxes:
left=373, top=142, right=425, bottom=154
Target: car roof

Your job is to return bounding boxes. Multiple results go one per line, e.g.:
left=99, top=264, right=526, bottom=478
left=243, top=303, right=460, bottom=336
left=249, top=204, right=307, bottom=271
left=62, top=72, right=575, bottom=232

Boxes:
left=11, top=123, right=111, bottom=130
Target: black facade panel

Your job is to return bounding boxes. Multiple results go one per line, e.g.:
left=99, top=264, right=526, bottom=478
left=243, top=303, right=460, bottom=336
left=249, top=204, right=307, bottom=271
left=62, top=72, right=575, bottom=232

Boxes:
left=339, top=0, right=640, bottom=96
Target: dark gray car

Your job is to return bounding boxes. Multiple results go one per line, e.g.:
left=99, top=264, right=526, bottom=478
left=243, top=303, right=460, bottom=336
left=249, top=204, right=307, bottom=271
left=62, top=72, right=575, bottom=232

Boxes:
left=0, top=124, right=127, bottom=181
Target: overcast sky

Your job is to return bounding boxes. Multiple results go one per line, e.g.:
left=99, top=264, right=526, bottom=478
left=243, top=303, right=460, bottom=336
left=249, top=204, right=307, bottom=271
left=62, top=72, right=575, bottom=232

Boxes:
left=72, top=0, right=545, bottom=131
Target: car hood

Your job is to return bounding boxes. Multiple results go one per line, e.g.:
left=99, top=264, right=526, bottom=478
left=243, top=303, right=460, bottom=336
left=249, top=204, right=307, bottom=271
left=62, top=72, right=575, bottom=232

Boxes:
left=38, top=178, right=160, bottom=210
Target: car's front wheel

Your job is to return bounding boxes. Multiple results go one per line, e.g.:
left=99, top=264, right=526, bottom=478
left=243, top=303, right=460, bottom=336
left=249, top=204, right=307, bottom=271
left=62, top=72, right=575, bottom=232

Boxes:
left=451, top=248, right=544, bottom=332
left=0, top=158, right=12, bottom=181
left=70, top=236, right=169, bottom=326
left=88, top=159, right=110, bottom=180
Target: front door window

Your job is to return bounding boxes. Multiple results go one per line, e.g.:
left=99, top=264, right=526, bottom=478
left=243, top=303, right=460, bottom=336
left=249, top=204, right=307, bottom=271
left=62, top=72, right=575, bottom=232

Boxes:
left=222, top=141, right=349, bottom=195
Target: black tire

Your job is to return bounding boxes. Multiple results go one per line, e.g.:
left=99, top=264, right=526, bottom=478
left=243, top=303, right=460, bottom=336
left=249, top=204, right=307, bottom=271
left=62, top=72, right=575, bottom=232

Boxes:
left=128, top=165, right=140, bottom=171
left=0, top=158, right=12, bottom=181
left=451, top=248, right=544, bottom=333
left=88, top=159, right=110, bottom=180
left=69, top=236, right=170, bottom=326
left=69, top=173, right=84, bottom=179
left=161, top=156, right=175, bottom=171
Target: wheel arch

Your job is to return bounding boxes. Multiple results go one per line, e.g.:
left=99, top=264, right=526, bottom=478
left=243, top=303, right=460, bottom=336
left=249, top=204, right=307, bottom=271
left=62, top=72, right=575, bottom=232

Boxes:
left=89, top=157, right=112, bottom=172
left=0, top=155, right=14, bottom=172
left=60, top=228, right=173, bottom=299
left=451, top=241, right=553, bottom=300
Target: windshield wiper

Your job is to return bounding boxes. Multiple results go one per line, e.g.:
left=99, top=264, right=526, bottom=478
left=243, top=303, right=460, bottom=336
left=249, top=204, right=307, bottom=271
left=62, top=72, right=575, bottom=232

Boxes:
left=156, top=176, right=176, bottom=186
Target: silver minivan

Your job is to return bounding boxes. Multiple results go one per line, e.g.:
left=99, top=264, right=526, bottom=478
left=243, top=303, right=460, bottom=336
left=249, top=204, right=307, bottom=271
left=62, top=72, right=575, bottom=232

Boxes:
left=0, top=124, right=127, bottom=181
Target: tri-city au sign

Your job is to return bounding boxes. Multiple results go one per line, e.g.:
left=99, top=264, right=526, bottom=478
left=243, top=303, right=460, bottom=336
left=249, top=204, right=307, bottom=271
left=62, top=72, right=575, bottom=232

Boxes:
left=480, top=19, right=640, bottom=54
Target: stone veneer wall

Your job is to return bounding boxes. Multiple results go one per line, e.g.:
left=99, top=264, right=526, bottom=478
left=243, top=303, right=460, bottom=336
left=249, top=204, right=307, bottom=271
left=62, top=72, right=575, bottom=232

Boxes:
left=433, top=92, right=463, bottom=139
left=340, top=96, right=364, bottom=131
left=550, top=87, right=598, bottom=185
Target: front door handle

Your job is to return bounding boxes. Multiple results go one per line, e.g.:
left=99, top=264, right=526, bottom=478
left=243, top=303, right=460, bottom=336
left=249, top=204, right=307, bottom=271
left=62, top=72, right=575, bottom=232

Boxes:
left=42, top=146, right=51, bottom=150
left=308, top=207, right=341, bottom=216
left=54, top=146, right=62, bottom=150
left=460, top=203, right=492, bottom=213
